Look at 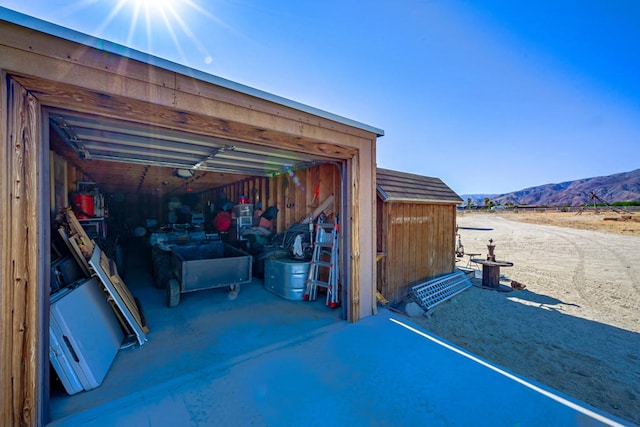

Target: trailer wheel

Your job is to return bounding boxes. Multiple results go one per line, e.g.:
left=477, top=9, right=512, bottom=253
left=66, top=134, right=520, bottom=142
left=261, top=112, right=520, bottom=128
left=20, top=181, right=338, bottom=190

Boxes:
left=153, top=251, right=171, bottom=289
left=167, top=278, right=180, bottom=308
left=228, top=284, right=240, bottom=301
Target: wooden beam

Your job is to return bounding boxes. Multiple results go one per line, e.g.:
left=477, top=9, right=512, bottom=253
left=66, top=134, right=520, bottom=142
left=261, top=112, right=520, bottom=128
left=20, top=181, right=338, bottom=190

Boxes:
left=1, top=77, right=44, bottom=427
left=11, top=73, right=359, bottom=160
left=370, top=139, right=378, bottom=315
left=302, top=194, right=335, bottom=223
left=349, top=155, right=361, bottom=322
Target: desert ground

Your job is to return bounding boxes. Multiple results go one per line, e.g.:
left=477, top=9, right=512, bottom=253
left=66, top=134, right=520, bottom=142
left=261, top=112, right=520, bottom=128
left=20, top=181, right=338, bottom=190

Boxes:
left=407, top=211, right=640, bottom=425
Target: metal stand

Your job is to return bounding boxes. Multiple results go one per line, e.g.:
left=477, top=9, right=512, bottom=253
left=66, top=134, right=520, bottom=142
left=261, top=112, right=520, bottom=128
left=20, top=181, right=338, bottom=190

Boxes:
left=304, top=222, right=340, bottom=307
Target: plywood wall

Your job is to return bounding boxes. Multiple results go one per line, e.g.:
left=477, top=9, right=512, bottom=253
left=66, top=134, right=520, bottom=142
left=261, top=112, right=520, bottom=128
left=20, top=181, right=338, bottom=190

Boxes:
left=377, top=201, right=457, bottom=304
left=50, top=152, right=343, bottom=240
left=208, top=163, right=341, bottom=232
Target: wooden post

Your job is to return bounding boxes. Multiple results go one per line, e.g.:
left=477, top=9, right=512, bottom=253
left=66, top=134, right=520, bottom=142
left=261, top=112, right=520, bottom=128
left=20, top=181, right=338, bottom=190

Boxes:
left=349, top=155, right=361, bottom=322
left=1, top=77, right=45, bottom=426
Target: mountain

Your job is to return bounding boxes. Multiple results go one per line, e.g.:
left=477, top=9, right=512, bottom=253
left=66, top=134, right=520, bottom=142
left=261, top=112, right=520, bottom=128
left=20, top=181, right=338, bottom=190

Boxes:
left=461, top=169, right=640, bottom=207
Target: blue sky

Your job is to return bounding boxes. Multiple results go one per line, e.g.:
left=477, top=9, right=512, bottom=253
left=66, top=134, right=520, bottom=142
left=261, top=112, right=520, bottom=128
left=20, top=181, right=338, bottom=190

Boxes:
left=1, top=0, right=639, bottom=195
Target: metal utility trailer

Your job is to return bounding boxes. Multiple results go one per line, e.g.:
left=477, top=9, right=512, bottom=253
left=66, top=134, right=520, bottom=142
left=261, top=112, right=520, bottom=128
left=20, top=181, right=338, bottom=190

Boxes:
left=166, top=241, right=253, bottom=307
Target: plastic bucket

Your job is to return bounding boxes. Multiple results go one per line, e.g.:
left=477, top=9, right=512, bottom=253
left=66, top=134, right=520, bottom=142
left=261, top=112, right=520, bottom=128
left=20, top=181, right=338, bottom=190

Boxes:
left=73, top=194, right=94, bottom=219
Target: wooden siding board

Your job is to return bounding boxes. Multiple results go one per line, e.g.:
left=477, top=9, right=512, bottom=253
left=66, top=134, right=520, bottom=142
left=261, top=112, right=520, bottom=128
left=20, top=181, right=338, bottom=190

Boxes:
left=430, top=205, right=439, bottom=275
left=429, top=204, right=436, bottom=276
left=420, top=205, right=430, bottom=277
left=449, top=206, right=457, bottom=271
left=422, top=205, right=431, bottom=279
left=417, top=204, right=428, bottom=279
left=442, top=209, right=448, bottom=273
left=391, top=203, right=404, bottom=302
left=413, top=204, right=422, bottom=281
left=375, top=198, right=384, bottom=293
left=435, top=205, right=442, bottom=274
left=408, top=204, right=418, bottom=289
left=379, top=202, right=390, bottom=298
left=409, top=204, right=416, bottom=279
left=385, top=203, right=394, bottom=299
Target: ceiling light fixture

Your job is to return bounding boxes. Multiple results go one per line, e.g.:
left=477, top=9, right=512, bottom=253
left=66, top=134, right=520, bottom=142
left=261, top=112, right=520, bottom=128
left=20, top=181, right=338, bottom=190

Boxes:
left=175, top=168, right=194, bottom=179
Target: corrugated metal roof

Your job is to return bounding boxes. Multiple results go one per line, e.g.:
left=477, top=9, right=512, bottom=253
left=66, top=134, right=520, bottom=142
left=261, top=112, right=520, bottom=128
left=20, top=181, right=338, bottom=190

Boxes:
left=0, top=7, right=384, bottom=137
left=376, top=168, right=462, bottom=204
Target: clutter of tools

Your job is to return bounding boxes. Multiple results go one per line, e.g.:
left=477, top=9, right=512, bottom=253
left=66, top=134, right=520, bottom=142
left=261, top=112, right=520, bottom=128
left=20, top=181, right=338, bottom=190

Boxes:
left=50, top=208, right=148, bottom=396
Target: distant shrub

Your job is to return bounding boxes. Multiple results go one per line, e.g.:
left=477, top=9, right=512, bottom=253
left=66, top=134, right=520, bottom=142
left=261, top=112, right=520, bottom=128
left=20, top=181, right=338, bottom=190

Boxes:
left=613, top=201, right=640, bottom=207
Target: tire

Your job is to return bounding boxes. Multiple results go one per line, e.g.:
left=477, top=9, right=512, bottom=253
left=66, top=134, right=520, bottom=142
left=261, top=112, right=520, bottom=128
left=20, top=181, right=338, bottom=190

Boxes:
left=153, top=252, right=171, bottom=289
left=166, top=278, right=181, bottom=308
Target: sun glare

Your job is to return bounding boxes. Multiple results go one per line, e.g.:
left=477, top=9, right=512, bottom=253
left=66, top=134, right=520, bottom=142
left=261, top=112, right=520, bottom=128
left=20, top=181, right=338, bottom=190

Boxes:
left=127, top=0, right=181, bottom=11
left=102, top=0, right=224, bottom=68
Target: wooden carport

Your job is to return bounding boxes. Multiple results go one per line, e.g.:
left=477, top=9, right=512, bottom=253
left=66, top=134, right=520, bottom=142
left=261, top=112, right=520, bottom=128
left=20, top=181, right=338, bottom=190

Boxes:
left=0, top=9, right=382, bottom=425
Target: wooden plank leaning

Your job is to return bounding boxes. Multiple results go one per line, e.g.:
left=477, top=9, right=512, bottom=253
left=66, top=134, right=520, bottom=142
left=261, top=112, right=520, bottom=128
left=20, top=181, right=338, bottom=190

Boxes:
left=88, top=247, right=148, bottom=345
left=62, top=208, right=148, bottom=345
left=63, top=207, right=95, bottom=255
left=57, top=226, right=91, bottom=277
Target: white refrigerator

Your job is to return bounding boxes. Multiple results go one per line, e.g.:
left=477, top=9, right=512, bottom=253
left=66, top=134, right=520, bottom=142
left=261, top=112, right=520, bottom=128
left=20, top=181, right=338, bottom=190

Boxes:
left=49, top=276, right=124, bottom=395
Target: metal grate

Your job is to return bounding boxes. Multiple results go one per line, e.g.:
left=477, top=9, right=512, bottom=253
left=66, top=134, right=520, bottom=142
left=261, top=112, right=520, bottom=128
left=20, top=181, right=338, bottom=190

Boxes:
left=411, top=271, right=473, bottom=311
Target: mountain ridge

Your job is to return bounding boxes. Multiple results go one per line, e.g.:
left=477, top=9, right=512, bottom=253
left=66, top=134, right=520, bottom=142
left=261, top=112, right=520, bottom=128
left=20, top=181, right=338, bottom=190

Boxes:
left=461, top=169, right=640, bottom=207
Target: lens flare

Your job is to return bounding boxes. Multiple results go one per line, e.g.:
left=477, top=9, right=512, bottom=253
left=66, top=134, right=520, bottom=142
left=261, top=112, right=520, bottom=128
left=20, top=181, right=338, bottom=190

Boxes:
left=102, top=0, right=225, bottom=68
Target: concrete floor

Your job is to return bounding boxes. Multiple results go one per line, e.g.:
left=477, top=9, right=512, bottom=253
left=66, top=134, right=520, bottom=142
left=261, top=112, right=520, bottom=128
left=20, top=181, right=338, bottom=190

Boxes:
left=47, top=244, right=629, bottom=426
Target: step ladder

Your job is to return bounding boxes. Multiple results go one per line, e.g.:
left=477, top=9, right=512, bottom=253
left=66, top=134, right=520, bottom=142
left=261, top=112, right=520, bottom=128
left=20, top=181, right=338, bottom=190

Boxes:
left=304, top=221, right=340, bottom=307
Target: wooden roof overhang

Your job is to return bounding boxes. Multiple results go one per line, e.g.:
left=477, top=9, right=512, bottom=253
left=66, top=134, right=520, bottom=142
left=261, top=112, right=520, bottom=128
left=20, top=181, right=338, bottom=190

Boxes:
left=376, top=168, right=462, bottom=205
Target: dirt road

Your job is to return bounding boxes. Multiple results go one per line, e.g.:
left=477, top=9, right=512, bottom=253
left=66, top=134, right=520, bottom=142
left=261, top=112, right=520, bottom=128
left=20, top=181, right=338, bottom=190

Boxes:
left=409, top=212, right=640, bottom=425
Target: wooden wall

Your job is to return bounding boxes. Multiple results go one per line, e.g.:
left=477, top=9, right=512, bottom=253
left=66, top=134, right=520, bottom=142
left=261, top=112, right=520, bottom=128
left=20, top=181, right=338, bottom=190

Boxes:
left=53, top=159, right=342, bottom=234
left=377, top=201, right=457, bottom=304
left=207, top=163, right=341, bottom=232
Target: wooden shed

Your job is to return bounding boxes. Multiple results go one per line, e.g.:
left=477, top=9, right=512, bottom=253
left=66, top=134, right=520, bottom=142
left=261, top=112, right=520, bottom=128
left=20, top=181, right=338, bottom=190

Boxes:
left=0, top=9, right=382, bottom=425
left=376, top=168, right=462, bottom=304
